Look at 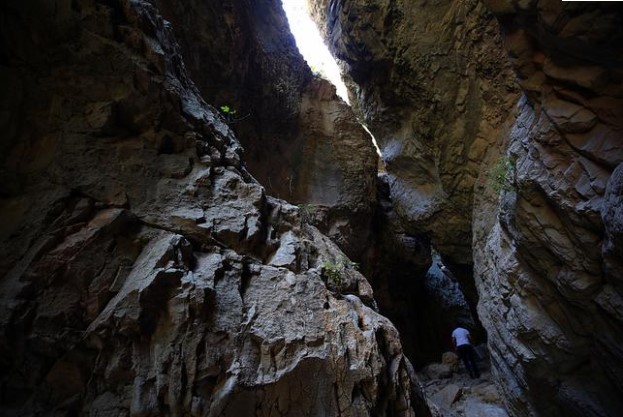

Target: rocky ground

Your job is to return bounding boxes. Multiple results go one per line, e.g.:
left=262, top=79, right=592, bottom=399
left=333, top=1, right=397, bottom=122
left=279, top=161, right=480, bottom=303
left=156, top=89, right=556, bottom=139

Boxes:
left=417, top=348, right=509, bottom=417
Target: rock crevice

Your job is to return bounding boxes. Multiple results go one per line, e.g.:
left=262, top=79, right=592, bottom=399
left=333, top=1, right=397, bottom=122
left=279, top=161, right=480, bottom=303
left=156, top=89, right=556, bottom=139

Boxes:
left=0, top=1, right=429, bottom=416
left=310, top=0, right=623, bottom=416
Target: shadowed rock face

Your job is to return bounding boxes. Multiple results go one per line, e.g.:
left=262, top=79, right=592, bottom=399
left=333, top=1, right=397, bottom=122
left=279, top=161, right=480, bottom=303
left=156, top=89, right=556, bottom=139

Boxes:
left=0, top=1, right=430, bottom=416
left=475, top=2, right=623, bottom=417
left=153, top=0, right=378, bottom=260
left=310, top=0, right=623, bottom=416
left=308, top=0, right=516, bottom=374
left=365, top=176, right=479, bottom=368
left=309, top=0, right=520, bottom=267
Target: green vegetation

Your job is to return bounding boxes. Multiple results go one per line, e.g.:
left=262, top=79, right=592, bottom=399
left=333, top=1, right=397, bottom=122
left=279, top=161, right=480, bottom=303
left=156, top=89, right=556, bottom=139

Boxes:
left=219, top=104, right=250, bottom=123
left=220, top=105, right=236, bottom=115
left=487, top=156, right=515, bottom=192
left=322, top=258, right=359, bottom=293
left=297, top=203, right=318, bottom=224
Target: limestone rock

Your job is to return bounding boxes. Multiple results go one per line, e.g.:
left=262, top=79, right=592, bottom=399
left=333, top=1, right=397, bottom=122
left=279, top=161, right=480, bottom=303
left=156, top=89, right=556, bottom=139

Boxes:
left=442, top=352, right=460, bottom=373
left=312, top=0, right=623, bottom=416
left=423, top=363, right=454, bottom=380
left=473, top=3, right=623, bottom=417
left=309, top=0, right=509, bottom=372
left=463, top=398, right=509, bottom=417
left=309, top=0, right=520, bottom=266
left=602, top=163, right=623, bottom=286
left=430, top=384, right=462, bottom=411
left=155, top=0, right=378, bottom=260
left=0, top=1, right=429, bottom=416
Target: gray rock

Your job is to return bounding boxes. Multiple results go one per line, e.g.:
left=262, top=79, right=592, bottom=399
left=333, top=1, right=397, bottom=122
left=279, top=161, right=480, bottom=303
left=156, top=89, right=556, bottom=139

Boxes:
left=430, top=384, right=462, bottom=411
left=423, top=363, right=454, bottom=380
left=309, top=0, right=520, bottom=266
left=463, top=397, right=509, bottom=417
left=312, top=0, right=623, bottom=416
left=0, top=1, right=429, bottom=416
left=155, top=0, right=378, bottom=261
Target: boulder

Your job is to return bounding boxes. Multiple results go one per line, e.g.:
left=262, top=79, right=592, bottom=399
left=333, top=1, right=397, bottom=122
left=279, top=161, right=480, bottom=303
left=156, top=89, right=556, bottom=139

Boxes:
left=423, top=363, right=454, bottom=380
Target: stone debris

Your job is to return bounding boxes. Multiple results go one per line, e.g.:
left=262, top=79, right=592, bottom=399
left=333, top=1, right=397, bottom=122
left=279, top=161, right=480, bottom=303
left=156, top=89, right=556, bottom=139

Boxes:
left=418, top=350, right=509, bottom=417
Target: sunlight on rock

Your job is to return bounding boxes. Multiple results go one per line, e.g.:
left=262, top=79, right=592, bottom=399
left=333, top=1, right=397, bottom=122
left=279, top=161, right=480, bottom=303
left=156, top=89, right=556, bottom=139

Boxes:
left=281, top=0, right=349, bottom=103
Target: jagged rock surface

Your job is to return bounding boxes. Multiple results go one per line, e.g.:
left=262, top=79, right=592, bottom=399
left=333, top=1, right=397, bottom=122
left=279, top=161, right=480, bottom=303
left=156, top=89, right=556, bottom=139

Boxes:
left=419, top=350, right=509, bottom=417
left=311, top=0, right=623, bottom=416
left=365, top=177, right=479, bottom=367
left=308, top=0, right=516, bottom=371
left=0, top=1, right=429, bottom=416
left=474, top=2, right=623, bottom=417
left=309, top=0, right=520, bottom=267
left=153, top=0, right=378, bottom=260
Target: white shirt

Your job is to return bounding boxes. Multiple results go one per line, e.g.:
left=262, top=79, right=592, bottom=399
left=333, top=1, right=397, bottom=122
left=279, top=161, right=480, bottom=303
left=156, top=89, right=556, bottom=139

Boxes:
left=452, top=327, right=471, bottom=347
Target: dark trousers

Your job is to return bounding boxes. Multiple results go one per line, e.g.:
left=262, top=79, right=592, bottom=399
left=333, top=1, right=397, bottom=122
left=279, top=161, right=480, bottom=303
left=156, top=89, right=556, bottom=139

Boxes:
left=457, top=344, right=480, bottom=378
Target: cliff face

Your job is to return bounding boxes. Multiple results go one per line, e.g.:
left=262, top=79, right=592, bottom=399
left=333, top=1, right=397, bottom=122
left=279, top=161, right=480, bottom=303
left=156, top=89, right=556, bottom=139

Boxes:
left=475, top=2, right=623, bottom=417
left=0, top=1, right=429, bottom=416
left=153, top=0, right=378, bottom=260
left=310, top=0, right=623, bottom=416
left=309, top=0, right=517, bottom=369
left=309, top=0, right=520, bottom=268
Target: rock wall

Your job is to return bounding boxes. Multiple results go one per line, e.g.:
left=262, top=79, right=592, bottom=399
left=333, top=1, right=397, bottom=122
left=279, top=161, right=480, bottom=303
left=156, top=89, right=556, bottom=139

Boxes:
left=366, top=176, right=479, bottom=368
left=308, top=0, right=517, bottom=368
left=311, top=0, right=623, bottom=416
left=0, top=1, right=430, bottom=416
left=153, top=0, right=378, bottom=260
left=309, top=0, right=520, bottom=267
left=474, top=2, right=623, bottom=417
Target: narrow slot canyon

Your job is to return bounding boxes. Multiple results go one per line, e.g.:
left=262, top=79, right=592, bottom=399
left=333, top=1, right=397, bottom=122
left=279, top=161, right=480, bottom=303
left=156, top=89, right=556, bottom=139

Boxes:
left=279, top=2, right=489, bottom=390
left=1, top=1, right=622, bottom=417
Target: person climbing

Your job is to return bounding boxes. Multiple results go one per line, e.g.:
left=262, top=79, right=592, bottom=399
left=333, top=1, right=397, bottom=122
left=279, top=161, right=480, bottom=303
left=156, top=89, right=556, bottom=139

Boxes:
left=452, top=325, right=480, bottom=379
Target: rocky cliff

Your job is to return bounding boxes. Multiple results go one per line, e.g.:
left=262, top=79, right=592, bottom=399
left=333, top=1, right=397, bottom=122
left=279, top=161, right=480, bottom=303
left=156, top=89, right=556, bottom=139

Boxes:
left=310, top=0, right=623, bottom=416
left=153, top=0, right=379, bottom=260
left=475, top=2, right=623, bottom=417
left=309, top=0, right=517, bottom=372
left=0, top=1, right=429, bottom=416
left=310, top=0, right=520, bottom=267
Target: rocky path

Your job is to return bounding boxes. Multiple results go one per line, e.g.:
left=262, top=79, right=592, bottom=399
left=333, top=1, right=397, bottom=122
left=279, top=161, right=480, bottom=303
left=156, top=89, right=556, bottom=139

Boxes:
left=417, top=349, right=509, bottom=417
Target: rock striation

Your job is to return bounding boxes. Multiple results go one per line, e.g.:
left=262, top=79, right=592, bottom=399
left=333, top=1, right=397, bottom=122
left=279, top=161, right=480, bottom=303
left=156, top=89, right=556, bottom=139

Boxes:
left=311, top=0, right=623, bottom=416
left=0, top=1, right=429, bottom=416
left=365, top=176, right=479, bottom=367
left=309, top=0, right=520, bottom=267
left=474, top=2, right=623, bottom=417
left=308, top=0, right=516, bottom=372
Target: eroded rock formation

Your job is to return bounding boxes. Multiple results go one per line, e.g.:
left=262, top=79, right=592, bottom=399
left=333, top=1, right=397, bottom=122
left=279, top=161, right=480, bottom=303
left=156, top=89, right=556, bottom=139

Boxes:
left=0, top=1, right=429, bottom=416
left=309, top=0, right=516, bottom=372
left=153, top=0, right=378, bottom=260
left=366, top=176, right=478, bottom=367
left=311, top=0, right=623, bottom=416
left=474, top=2, right=623, bottom=417
left=309, top=0, right=520, bottom=267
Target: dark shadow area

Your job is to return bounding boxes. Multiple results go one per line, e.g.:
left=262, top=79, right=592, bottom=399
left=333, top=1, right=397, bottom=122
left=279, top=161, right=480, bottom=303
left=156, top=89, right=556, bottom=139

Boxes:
left=362, top=175, right=486, bottom=368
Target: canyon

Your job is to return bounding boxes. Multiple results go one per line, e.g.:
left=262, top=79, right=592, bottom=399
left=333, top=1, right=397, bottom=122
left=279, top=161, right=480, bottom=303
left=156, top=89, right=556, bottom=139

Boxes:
left=0, top=1, right=621, bottom=417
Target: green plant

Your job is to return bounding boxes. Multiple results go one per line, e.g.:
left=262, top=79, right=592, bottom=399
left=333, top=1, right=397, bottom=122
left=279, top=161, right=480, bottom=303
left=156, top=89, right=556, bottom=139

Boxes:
left=297, top=203, right=317, bottom=224
left=487, top=156, right=515, bottom=192
left=220, top=105, right=236, bottom=115
left=322, top=258, right=359, bottom=293
left=219, top=104, right=250, bottom=123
